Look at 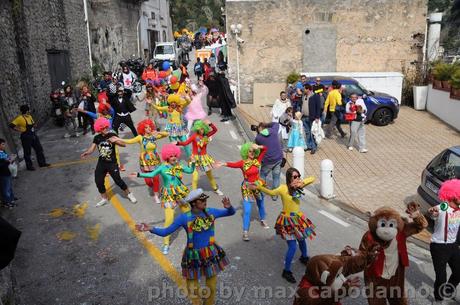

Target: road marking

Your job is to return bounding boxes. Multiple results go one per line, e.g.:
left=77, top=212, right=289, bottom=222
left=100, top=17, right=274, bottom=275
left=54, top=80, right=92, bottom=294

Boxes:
left=48, top=157, right=98, bottom=169
left=105, top=179, right=189, bottom=298
left=229, top=130, right=238, bottom=140
left=318, top=210, right=350, bottom=227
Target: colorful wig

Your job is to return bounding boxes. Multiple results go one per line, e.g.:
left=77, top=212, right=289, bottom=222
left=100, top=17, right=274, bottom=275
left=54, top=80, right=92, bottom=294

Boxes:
left=167, top=94, right=182, bottom=106
left=137, top=119, right=156, bottom=136
left=161, top=143, right=181, bottom=161
left=94, top=117, right=110, bottom=133
left=191, top=120, right=211, bottom=135
left=98, top=102, right=111, bottom=115
left=240, top=142, right=260, bottom=160
left=438, top=179, right=460, bottom=202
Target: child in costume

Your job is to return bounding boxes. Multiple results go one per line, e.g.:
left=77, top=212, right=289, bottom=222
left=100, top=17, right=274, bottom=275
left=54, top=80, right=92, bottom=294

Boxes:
left=217, top=142, right=269, bottom=241
left=136, top=189, right=235, bottom=305
left=287, top=111, right=308, bottom=152
left=152, top=94, right=191, bottom=158
left=176, top=119, right=223, bottom=195
left=123, top=119, right=168, bottom=204
left=131, top=143, right=195, bottom=254
left=81, top=117, right=137, bottom=207
left=184, top=83, right=207, bottom=134
left=253, top=167, right=315, bottom=283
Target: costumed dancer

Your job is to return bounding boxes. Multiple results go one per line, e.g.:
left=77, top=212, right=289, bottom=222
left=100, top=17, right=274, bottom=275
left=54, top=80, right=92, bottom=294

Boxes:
left=287, top=111, right=308, bottom=152
left=152, top=94, right=191, bottom=158
left=184, top=83, right=208, bottom=134
left=252, top=167, right=316, bottom=283
left=428, top=179, right=460, bottom=301
left=81, top=117, right=137, bottom=207
left=136, top=189, right=235, bottom=305
left=130, top=144, right=195, bottom=254
left=217, top=143, right=269, bottom=241
left=176, top=119, right=223, bottom=195
left=123, top=119, right=168, bottom=204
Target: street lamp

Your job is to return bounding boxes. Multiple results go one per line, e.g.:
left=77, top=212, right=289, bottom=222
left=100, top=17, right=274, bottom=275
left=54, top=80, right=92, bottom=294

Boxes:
left=230, top=23, right=243, bottom=104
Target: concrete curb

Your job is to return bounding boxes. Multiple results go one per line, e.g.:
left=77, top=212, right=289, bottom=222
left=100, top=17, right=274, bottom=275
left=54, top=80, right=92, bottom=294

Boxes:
left=233, top=108, right=431, bottom=251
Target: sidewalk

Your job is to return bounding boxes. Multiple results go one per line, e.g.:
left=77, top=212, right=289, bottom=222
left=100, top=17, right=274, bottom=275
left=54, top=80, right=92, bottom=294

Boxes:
left=235, top=103, right=460, bottom=244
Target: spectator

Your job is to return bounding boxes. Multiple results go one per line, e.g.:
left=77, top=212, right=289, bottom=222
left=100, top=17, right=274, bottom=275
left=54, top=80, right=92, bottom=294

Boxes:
left=0, top=139, right=16, bottom=208
left=120, top=65, right=137, bottom=101
left=78, top=85, right=96, bottom=135
left=108, top=73, right=119, bottom=103
left=300, top=74, right=308, bottom=86
left=255, top=122, right=285, bottom=201
left=323, top=80, right=346, bottom=138
left=203, top=58, right=212, bottom=81
left=99, top=72, right=112, bottom=91
left=271, top=91, right=291, bottom=123
left=312, top=77, right=326, bottom=121
left=141, top=63, right=157, bottom=82
left=179, top=60, right=189, bottom=83
left=193, top=57, right=204, bottom=79
left=290, top=88, right=303, bottom=113
left=346, top=93, right=368, bottom=153
left=209, top=53, right=217, bottom=71
left=287, top=112, right=308, bottom=152
left=301, top=85, right=319, bottom=154
left=215, top=52, right=227, bottom=75
left=279, top=106, right=293, bottom=152
left=9, top=105, right=50, bottom=171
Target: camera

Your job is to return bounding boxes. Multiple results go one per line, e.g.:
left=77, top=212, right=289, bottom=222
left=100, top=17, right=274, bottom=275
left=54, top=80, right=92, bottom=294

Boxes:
left=236, top=37, right=245, bottom=44
left=250, top=124, right=258, bottom=131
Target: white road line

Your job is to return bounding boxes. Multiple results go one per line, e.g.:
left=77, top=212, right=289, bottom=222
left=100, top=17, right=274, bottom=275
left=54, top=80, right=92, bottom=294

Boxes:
left=318, top=210, right=350, bottom=227
left=229, top=130, right=238, bottom=140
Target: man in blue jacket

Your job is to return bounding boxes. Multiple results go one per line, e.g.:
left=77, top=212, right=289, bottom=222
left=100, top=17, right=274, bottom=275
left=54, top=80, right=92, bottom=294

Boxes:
left=255, top=122, right=285, bottom=201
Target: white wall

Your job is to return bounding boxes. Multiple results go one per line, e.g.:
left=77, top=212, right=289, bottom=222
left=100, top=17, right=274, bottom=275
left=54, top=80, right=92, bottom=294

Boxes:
left=301, top=72, right=403, bottom=103
left=426, top=84, right=460, bottom=131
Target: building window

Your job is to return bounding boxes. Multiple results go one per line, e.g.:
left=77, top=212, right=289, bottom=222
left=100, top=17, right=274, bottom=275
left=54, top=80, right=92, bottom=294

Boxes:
left=151, top=12, right=155, bottom=20
left=163, top=30, right=167, bottom=41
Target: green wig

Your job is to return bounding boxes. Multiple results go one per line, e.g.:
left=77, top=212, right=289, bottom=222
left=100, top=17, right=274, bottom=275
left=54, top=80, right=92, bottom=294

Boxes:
left=191, top=120, right=211, bottom=135
left=240, top=142, right=260, bottom=160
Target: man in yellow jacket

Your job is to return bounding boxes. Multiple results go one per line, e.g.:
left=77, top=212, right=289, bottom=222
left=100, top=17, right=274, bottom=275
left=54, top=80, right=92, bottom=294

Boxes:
left=323, top=80, right=346, bottom=138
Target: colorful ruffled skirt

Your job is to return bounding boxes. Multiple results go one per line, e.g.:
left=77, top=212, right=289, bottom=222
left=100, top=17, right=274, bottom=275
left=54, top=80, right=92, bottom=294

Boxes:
left=192, top=154, right=214, bottom=172
left=161, top=184, right=190, bottom=209
left=275, top=212, right=316, bottom=241
left=139, top=151, right=161, bottom=167
left=181, top=243, right=229, bottom=280
left=241, top=179, right=265, bottom=201
left=165, top=122, right=188, bottom=137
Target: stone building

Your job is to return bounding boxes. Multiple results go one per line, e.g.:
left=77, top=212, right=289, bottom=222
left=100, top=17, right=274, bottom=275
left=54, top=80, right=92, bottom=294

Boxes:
left=0, top=0, right=91, bottom=151
left=225, top=0, right=428, bottom=103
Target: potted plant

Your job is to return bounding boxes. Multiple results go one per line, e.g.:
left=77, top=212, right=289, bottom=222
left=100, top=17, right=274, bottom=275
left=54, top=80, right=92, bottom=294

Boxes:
left=433, top=63, right=456, bottom=91
left=409, top=61, right=429, bottom=110
left=450, top=68, right=460, bottom=100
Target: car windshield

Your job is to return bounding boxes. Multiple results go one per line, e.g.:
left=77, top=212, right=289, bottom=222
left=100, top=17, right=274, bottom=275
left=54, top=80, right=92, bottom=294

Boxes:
left=156, top=45, right=174, bottom=55
left=427, top=150, right=460, bottom=181
left=357, top=81, right=370, bottom=95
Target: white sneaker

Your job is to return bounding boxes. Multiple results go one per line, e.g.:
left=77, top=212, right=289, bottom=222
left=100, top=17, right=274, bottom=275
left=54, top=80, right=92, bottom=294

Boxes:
left=359, top=149, right=368, bottom=153
left=214, top=189, right=224, bottom=196
left=127, top=193, right=137, bottom=204
left=242, top=231, right=250, bottom=241
left=96, top=198, right=108, bottom=207
left=162, top=244, right=169, bottom=254
left=63, top=133, right=71, bottom=138
left=348, top=146, right=353, bottom=151
left=153, top=194, right=161, bottom=204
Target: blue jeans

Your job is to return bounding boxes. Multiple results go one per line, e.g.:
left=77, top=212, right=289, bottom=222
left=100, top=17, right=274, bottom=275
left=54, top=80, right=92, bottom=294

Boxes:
left=301, top=117, right=316, bottom=150
left=260, top=160, right=281, bottom=190
left=242, top=196, right=266, bottom=231
left=0, top=175, right=14, bottom=204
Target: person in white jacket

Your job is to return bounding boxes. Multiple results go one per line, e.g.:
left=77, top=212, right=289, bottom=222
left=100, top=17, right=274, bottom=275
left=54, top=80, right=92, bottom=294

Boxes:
left=271, top=91, right=291, bottom=141
left=346, top=93, right=368, bottom=153
left=428, top=179, right=460, bottom=301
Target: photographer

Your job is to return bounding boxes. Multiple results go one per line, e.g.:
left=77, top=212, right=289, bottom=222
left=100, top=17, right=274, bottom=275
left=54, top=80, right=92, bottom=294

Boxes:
left=253, top=122, right=286, bottom=201
left=278, top=107, right=293, bottom=152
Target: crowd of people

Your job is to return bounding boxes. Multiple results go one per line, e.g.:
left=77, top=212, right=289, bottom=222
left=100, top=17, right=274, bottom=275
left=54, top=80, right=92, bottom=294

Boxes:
left=1, top=48, right=459, bottom=305
left=272, top=76, right=368, bottom=155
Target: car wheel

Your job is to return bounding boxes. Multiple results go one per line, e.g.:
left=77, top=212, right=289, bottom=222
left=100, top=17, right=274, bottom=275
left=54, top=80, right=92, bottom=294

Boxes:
left=372, top=108, right=393, bottom=126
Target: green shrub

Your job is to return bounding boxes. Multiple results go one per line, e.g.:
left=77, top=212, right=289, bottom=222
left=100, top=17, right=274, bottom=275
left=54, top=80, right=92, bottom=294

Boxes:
left=286, top=71, right=300, bottom=85
left=433, top=62, right=457, bottom=81
left=451, top=68, right=460, bottom=89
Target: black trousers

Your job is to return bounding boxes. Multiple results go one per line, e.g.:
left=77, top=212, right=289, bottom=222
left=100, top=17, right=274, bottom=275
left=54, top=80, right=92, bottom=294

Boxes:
left=20, top=133, right=47, bottom=169
left=325, top=111, right=345, bottom=137
left=83, top=115, right=94, bottom=133
left=112, top=114, right=137, bottom=136
left=94, top=161, right=128, bottom=194
left=219, top=95, right=232, bottom=117
left=430, top=242, right=460, bottom=300
left=77, top=112, right=84, bottom=128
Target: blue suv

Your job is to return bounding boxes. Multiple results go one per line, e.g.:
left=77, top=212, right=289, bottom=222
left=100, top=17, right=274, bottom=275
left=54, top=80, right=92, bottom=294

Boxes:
left=307, top=76, right=400, bottom=126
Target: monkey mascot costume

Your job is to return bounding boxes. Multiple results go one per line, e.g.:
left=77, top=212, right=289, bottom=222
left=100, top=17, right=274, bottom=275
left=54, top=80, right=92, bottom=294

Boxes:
left=359, top=202, right=428, bottom=305
left=293, top=246, right=379, bottom=305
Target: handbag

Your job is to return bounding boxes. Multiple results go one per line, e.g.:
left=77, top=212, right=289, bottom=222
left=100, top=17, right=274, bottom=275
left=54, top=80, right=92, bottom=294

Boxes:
left=344, top=113, right=357, bottom=122
left=8, top=162, right=18, bottom=178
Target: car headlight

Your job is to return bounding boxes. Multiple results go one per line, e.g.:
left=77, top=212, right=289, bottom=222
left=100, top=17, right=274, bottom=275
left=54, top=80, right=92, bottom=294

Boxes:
left=390, top=98, right=399, bottom=105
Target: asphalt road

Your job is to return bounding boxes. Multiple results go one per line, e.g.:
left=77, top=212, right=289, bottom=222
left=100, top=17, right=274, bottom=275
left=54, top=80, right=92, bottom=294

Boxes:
left=4, top=90, right=457, bottom=305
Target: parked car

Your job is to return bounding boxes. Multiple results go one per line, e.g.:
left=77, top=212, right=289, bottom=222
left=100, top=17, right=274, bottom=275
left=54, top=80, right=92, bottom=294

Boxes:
left=152, top=42, right=183, bottom=69
left=418, top=146, right=460, bottom=206
left=307, top=76, right=400, bottom=126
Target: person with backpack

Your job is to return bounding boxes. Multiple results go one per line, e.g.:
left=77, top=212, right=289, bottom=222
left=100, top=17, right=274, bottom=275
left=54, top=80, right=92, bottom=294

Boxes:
left=194, top=57, right=204, bottom=79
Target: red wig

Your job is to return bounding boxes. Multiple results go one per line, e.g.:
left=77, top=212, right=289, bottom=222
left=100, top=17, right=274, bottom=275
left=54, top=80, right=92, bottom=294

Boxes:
left=98, top=102, right=111, bottom=114
left=439, top=179, right=460, bottom=202
left=94, top=117, right=110, bottom=133
left=137, top=119, right=156, bottom=135
left=161, top=144, right=181, bottom=161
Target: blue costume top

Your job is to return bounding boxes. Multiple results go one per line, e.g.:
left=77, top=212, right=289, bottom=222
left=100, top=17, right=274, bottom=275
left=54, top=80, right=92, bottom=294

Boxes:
left=151, top=206, right=235, bottom=279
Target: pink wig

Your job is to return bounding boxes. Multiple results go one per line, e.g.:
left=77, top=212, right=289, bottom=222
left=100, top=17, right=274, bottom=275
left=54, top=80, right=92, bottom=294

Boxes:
left=137, top=119, right=156, bottom=136
left=439, top=179, right=460, bottom=202
left=161, top=143, right=181, bottom=161
left=94, top=117, right=110, bottom=133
